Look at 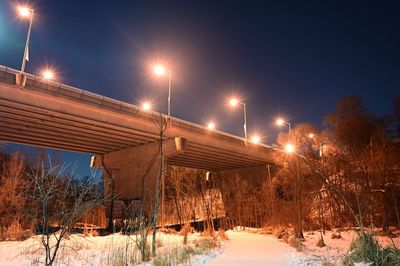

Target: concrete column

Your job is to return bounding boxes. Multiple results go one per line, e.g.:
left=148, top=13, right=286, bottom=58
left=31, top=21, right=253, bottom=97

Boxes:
left=91, top=137, right=186, bottom=215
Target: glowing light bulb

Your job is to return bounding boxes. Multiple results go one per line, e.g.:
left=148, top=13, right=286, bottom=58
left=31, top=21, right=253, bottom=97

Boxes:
left=229, top=98, right=238, bottom=107
left=153, top=65, right=166, bottom=76
left=285, top=143, right=295, bottom=153
left=42, top=70, right=54, bottom=80
left=251, top=135, right=260, bottom=144
left=142, top=102, right=151, bottom=111
left=18, top=6, right=31, bottom=17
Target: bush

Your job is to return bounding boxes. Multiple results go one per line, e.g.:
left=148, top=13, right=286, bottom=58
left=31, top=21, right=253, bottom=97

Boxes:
left=288, top=235, right=304, bottom=252
left=0, top=220, right=31, bottom=241
left=153, top=237, right=220, bottom=266
left=153, top=246, right=194, bottom=266
left=218, top=229, right=229, bottom=240
left=344, top=233, right=400, bottom=266
left=193, top=237, right=220, bottom=254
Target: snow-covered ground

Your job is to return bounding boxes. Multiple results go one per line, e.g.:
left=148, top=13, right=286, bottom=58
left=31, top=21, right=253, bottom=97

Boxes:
left=0, top=231, right=219, bottom=266
left=301, top=229, right=400, bottom=265
left=208, top=231, right=309, bottom=266
left=0, top=228, right=398, bottom=265
left=208, top=228, right=400, bottom=266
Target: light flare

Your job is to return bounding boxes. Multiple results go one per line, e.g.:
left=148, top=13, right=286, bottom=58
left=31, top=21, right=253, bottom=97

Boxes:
left=251, top=135, right=260, bottom=144
left=207, top=122, right=215, bottom=130
left=18, top=6, right=31, bottom=17
left=141, top=101, right=152, bottom=111
left=276, top=118, right=285, bottom=126
left=153, top=64, right=167, bottom=76
left=42, top=69, right=54, bottom=80
left=229, top=98, right=239, bottom=107
left=285, top=143, right=295, bottom=153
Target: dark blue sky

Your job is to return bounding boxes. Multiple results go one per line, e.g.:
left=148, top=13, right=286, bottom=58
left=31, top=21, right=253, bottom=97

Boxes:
left=1, top=0, right=399, bottom=175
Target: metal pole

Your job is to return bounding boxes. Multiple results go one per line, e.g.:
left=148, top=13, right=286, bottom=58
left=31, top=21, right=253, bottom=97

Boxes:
left=288, top=122, right=291, bottom=132
left=243, top=102, right=247, bottom=140
left=168, top=70, right=171, bottom=117
left=21, top=9, right=33, bottom=74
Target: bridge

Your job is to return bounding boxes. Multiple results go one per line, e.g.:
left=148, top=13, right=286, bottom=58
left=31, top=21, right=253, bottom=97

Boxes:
left=0, top=65, right=276, bottom=200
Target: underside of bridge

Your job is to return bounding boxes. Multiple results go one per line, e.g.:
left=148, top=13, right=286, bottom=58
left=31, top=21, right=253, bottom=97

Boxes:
left=0, top=66, right=279, bottom=224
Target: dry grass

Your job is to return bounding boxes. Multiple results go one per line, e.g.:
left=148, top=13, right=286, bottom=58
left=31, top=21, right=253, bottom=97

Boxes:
left=201, top=227, right=214, bottom=238
left=316, top=237, right=326, bottom=247
left=218, top=229, right=229, bottom=240
left=288, top=235, right=304, bottom=252
left=0, top=220, right=31, bottom=241
left=178, top=223, right=192, bottom=236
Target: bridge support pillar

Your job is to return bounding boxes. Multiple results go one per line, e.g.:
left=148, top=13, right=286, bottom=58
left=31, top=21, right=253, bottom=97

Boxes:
left=91, top=137, right=186, bottom=223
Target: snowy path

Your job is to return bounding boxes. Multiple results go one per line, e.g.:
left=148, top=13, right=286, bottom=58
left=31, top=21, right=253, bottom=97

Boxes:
left=208, top=231, right=305, bottom=266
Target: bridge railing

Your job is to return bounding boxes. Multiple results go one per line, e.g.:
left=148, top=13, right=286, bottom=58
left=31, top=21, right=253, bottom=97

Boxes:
left=0, top=65, right=274, bottom=149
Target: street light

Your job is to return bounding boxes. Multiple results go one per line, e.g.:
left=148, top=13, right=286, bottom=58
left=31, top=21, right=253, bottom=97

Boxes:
left=42, top=69, right=54, bottom=80
left=18, top=6, right=31, bottom=17
left=276, top=117, right=291, bottom=132
left=141, top=101, right=152, bottom=111
left=308, top=133, right=315, bottom=139
left=251, top=134, right=260, bottom=144
left=285, top=143, right=295, bottom=153
left=17, top=5, right=34, bottom=75
left=153, top=64, right=172, bottom=117
left=229, top=98, right=238, bottom=107
left=229, top=97, right=247, bottom=140
left=207, top=121, right=215, bottom=131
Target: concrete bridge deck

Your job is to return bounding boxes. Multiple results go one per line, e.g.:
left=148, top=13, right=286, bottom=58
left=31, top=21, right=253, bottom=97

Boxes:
left=0, top=65, right=276, bottom=171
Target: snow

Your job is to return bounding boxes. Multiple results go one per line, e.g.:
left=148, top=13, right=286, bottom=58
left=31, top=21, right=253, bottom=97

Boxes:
left=208, top=231, right=308, bottom=266
left=208, top=228, right=400, bottom=266
left=0, top=232, right=203, bottom=265
left=301, top=229, right=400, bottom=265
left=0, top=228, right=399, bottom=265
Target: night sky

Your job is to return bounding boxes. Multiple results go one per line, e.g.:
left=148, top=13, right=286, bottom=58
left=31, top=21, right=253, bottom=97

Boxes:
left=1, top=0, right=399, bottom=176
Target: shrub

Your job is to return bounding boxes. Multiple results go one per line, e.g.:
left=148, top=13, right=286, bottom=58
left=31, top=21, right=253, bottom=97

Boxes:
left=193, top=237, right=220, bottom=254
left=218, top=229, right=229, bottom=240
left=201, top=227, right=214, bottom=237
left=0, top=220, right=30, bottom=241
left=154, top=237, right=219, bottom=266
left=343, top=233, right=400, bottom=266
left=153, top=246, right=194, bottom=266
left=316, top=237, right=326, bottom=248
left=288, top=235, right=304, bottom=252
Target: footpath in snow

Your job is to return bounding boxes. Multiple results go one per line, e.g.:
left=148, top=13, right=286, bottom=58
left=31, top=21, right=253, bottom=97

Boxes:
left=208, top=231, right=307, bottom=266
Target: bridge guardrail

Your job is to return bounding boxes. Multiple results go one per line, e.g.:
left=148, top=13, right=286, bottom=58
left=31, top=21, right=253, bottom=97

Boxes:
left=0, top=65, right=274, bottom=150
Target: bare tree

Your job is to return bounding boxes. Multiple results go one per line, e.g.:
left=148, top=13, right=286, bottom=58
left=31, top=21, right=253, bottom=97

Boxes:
left=0, top=152, right=29, bottom=240
left=29, top=159, right=102, bottom=266
left=150, top=115, right=168, bottom=256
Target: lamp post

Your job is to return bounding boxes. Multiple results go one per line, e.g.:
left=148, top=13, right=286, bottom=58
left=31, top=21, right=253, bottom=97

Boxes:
left=16, top=6, right=34, bottom=86
left=153, top=65, right=172, bottom=117
left=18, top=6, right=34, bottom=75
left=229, top=98, right=248, bottom=140
left=152, top=64, right=172, bottom=229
